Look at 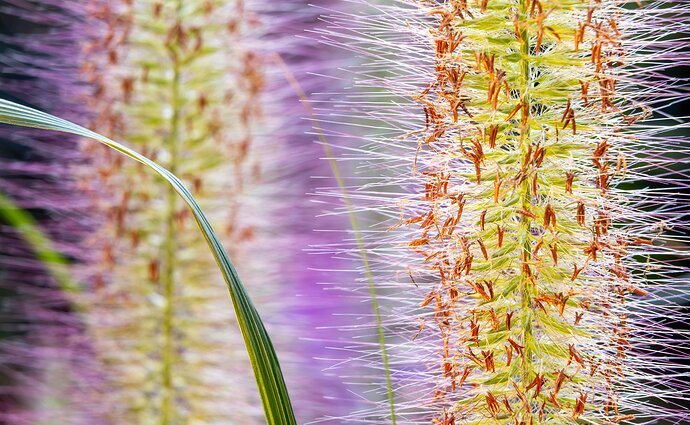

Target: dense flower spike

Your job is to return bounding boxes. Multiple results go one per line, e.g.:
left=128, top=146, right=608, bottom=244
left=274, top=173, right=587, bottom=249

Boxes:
left=78, top=1, right=296, bottom=423
left=0, top=0, right=359, bottom=422
left=319, top=0, right=690, bottom=423
left=0, top=2, right=110, bottom=423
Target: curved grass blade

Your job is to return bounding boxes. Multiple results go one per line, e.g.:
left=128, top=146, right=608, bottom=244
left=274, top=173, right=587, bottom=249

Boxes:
left=0, top=191, right=79, bottom=295
left=0, top=99, right=297, bottom=425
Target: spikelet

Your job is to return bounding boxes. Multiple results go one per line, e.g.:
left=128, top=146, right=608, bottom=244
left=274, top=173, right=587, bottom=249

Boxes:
left=78, top=1, right=276, bottom=423
left=319, top=0, right=690, bottom=423
left=0, top=2, right=110, bottom=423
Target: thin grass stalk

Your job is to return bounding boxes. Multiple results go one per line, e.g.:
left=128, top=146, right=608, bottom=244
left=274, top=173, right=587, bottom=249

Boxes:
left=276, top=56, right=396, bottom=425
left=275, top=54, right=398, bottom=423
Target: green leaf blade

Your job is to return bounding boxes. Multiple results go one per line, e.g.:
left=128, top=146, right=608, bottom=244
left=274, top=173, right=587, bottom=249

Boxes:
left=0, top=98, right=297, bottom=425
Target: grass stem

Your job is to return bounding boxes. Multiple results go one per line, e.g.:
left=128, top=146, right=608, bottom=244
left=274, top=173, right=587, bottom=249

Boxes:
left=161, top=3, right=183, bottom=423
left=274, top=54, right=397, bottom=424
left=517, top=1, right=534, bottom=420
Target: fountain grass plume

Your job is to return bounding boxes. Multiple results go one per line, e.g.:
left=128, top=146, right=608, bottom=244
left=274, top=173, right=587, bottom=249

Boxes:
left=4, top=1, right=359, bottom=422
left=76, top=0, right=358, bottom=423
left=77, top=0, right=288, bottom=423
left=317, top=0, right=690, bottom=423
left=0, top=1, right=110, bottom=423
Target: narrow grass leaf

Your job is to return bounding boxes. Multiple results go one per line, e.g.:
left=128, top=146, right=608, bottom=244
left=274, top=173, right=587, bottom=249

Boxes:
left=0, top=98, right=296, bottom=425
left=0, top=191, right=78, bottom=294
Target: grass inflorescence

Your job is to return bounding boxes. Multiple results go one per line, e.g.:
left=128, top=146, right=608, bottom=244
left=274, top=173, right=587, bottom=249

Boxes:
left=79, top=1, right=290, bottom=423
left=318, top=0, right=690, bottom=423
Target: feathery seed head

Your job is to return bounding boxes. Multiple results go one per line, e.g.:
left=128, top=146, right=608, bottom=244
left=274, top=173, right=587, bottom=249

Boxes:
left=78, top=1, right=283, bottom=423
left=319, top=0, right=690, bottom=423
left=0, top=1, right=110, bottom=423
left=77, top=0, right=357, bottom=422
